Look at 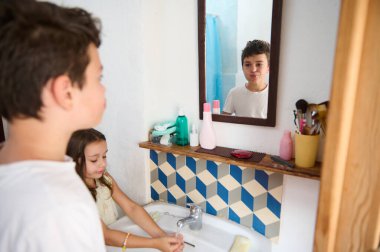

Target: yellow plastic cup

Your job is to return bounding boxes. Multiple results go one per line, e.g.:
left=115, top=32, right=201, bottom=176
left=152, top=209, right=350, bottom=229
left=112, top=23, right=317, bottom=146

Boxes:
left=295, top=133, right=319, bottom=168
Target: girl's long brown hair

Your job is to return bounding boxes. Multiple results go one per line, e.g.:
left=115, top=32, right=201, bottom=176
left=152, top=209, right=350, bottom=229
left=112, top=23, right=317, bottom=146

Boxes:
left=66, top=128, right=112, bottom=200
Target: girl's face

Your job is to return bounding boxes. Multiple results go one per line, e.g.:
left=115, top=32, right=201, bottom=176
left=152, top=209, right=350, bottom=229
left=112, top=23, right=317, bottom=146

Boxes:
left=84, top=140, right=108, bottom=180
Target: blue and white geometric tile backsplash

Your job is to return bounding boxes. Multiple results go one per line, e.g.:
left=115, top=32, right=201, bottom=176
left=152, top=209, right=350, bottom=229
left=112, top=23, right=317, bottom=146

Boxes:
left=149, top=150, right=283, bottom=241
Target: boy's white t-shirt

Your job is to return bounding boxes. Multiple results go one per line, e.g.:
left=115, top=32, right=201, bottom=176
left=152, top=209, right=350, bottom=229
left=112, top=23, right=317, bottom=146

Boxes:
left=223, top=84, right=268, bottom=118
left=0, top=158, right=106, bottom=252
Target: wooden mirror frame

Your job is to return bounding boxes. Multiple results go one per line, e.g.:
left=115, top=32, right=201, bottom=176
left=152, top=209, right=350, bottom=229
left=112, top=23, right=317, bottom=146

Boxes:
left=198, top=0, right=282, bottom=126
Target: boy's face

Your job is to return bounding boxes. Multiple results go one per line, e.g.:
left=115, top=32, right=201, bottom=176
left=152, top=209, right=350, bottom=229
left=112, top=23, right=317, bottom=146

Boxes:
left=84, top=140, right=108, bottom=180
left=242, top=54, right=269, bottom=85
left=73, top=43, right=106, bottom=129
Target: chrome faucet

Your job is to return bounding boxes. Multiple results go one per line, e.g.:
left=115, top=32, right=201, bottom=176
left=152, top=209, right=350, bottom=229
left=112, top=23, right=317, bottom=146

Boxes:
left=177, top=204, right=202, bottom=230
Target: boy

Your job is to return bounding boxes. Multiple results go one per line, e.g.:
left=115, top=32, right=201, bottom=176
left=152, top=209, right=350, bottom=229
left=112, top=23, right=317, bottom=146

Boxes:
left=223, top=40, right=270, bottom=118
left=0, top=1, right=106, bottom=251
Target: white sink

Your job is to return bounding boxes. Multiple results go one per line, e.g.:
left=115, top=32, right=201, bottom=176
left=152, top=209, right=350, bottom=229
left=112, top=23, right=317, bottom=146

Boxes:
left=106, top=201, right=271, bottom=252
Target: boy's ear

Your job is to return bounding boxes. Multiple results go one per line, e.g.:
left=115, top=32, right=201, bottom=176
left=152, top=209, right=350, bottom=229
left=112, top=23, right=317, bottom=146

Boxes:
left=50, top=75, right=74, bottom=110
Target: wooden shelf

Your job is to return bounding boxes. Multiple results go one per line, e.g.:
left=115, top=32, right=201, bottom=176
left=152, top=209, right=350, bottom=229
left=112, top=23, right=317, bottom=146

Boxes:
left=139, top=141, right=321, bottom=180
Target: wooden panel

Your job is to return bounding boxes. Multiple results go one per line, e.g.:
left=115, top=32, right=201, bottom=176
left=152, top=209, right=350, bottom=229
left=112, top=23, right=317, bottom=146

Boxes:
left=335, top=0, right=380, bottom=250
left=139, top=141, right=321, bottom=180
left=314, top=0, right=380, bottom=250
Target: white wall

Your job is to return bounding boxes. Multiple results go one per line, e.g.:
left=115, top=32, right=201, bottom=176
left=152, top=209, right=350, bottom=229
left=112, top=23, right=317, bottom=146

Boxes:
left=144, top=2, right=341, bottom=252
left=49, top=0, right=149, bottom=205
left=43, top=0, right=339, bottom=251
left=1, top=118, right=7, bottom=138
left=273, top=1, right=341, bottom=249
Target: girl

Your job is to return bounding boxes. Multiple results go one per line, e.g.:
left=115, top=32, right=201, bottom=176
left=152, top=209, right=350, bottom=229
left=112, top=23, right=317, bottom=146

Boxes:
left=66, top=128, right=184, bottom=252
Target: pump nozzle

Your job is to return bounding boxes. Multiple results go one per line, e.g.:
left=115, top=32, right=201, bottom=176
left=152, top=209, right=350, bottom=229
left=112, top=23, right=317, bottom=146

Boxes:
left=191, top=124, right=197, bottom=134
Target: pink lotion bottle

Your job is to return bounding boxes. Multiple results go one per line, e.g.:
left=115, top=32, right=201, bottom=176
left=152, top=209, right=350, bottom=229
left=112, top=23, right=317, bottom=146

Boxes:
left=279, top=130, right=293, bottom=161
left=199, top=103, right=216, bottom=150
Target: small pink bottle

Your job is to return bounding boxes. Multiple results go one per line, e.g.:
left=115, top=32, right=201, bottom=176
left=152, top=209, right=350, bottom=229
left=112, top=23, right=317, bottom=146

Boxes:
left=199, top=103, right=216, bottom=150
left=212, top=100, right=220, bottom=114
left=279, top=130, right=293, bottom=161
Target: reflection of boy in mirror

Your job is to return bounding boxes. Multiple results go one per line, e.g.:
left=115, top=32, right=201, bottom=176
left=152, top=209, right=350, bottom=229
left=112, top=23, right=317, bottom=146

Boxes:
left=223, top=40, right=270, bottom=118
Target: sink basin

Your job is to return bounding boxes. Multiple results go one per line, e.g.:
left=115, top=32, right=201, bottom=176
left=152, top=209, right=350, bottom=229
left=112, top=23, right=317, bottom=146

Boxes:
left=106, top=201, right=271, bottom=252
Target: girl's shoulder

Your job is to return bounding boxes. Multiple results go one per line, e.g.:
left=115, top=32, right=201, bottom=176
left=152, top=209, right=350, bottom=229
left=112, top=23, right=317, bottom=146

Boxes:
left=103, top=171, right=114, bottom=185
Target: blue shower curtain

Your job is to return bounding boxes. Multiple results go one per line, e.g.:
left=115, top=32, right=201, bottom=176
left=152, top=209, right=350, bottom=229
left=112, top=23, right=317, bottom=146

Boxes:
left=206, top=15, right=223, bottom=108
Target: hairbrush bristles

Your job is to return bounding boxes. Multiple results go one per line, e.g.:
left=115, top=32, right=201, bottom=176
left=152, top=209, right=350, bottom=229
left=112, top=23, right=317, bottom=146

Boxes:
left=296, top=99, right=308, bottom=113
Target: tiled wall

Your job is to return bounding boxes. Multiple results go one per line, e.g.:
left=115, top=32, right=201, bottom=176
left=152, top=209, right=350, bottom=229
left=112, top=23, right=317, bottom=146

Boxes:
left=149, top=150, right=283, bottom=241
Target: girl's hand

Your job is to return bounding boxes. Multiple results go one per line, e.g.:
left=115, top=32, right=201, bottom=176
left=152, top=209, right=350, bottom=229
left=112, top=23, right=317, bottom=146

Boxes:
left=171, top=233, right=184, bottom=252
left=155, top=234, right=184, bottom=252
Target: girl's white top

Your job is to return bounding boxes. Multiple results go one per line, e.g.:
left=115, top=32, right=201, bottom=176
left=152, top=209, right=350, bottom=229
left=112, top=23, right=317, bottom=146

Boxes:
left=96, top=174, right=119, bottom=225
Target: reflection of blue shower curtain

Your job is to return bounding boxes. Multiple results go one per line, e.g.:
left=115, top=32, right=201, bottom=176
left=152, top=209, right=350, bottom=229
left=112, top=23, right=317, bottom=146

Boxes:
left=206, top=15, right=223, bottom=107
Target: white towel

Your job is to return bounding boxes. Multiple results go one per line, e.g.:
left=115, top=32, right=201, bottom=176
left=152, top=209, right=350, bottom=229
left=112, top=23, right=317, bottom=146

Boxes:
left=229, top=235, right=252, bottom=252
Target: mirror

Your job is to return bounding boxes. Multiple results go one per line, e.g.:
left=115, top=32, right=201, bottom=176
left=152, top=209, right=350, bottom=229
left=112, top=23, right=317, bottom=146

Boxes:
left=198, top=0, right=282, bottom=126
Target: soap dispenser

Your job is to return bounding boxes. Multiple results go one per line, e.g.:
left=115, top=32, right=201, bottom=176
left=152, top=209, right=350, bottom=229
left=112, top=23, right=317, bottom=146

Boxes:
left=199, top=103, right=216, bottom=149
left=175, top=108, right=189, bottom=146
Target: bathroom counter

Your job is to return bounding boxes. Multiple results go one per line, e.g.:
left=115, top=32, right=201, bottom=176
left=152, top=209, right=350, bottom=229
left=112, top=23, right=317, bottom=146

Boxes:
left=139, top=141, right=321, bottom=180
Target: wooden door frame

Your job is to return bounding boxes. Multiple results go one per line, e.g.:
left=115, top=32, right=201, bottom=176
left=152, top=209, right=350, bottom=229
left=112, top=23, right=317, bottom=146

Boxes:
left=314, top=0, right=380, bottom=251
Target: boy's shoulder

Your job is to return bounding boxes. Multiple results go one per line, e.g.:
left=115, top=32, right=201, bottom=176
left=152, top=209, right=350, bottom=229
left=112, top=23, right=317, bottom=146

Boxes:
left=229, top=85, right=248, bottom=95
left=0, top=160, right=92, bottom=206
left=0, top=160, right=103, bottom=249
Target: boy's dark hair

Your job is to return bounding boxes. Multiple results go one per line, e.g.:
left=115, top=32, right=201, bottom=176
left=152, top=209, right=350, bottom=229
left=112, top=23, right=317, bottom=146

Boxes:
left=0, top=0, right=101, bottom=121
left=66, top=128, right=112, bottom=201
left=241, top=40, right=270, bottom=65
